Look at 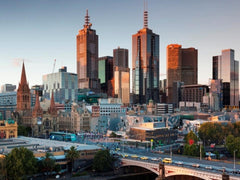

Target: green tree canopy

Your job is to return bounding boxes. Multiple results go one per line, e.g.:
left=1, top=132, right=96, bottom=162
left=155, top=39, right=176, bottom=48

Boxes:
left=6, top=147, right=37, bottom=180
left=66, top=146, right=79, bottom=173
left=198, top=122, right=238, bottom=145
left=0, top=156, right=7, bottom=180
left=184, top=131, right=198, bottom=144
left=226, top=134, right=240, bottom=158
left=93, top=149, right=113, bottom=172
left=38, top=152, right=56, bottom=178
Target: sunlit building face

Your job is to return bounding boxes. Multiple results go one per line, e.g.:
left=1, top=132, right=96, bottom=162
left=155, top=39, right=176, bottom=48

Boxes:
left=212, top=49, right=239, bottom=107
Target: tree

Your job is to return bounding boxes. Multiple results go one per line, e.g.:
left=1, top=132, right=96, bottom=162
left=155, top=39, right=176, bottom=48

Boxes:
left=0, top=156, right=7, bottom=180
left=183, top=144, right=205, bottom=157
left=93, top=149, right=113, bottom=172
left=6, top=147, right=37, bottom=180
left=66, top=146, right=79, bottom=174
left=18, top=125, right=28, bottom=136
left=226, top=135, right=240, bottom=158
left=38, top=152, right=56, bottom=178
left=184, top=131, right=198, bottom=145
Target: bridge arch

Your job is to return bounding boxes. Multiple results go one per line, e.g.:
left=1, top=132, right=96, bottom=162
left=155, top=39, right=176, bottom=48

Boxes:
left=166, top=173, right=207, bottom=180
left=120, top=162, right=159, bottom=175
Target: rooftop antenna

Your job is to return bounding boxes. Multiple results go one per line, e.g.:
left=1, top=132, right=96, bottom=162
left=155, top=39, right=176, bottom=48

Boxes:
left=144, top=0, right=148, bottom=28
left=84, top=9, right=92, bottom=28
left=85, top=9, right=89, bottom=26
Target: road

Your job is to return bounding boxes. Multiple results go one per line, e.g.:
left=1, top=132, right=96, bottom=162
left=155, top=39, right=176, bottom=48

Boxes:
left=75, top=135, right=240, bottom=176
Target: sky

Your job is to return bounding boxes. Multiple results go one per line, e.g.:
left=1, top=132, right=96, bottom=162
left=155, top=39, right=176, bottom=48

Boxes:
left=0, top=0, right=240, bottom=89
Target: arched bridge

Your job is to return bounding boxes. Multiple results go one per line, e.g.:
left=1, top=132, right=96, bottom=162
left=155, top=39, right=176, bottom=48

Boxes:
left=120, top=158, right=239, bottom=180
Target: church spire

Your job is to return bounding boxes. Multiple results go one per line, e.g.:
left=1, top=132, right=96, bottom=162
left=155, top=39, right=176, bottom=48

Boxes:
left=48, top=91, right=57, bottom=115
left=32, top=92, right=43, bottom=118
left=34, top=92, right=41, bottom=111
left=20, top=62, right=27, bottom=85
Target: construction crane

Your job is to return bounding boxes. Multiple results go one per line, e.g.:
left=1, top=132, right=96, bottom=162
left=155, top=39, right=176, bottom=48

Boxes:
left=52, top=59, right=56, bottom=73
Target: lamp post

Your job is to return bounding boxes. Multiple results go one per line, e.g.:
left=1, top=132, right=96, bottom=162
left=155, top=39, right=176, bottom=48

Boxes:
left=198, top=141, right=203, bottom=161
left=234, top=150, right=237, bottom=172
left=170, top=145, right=172, bottom=159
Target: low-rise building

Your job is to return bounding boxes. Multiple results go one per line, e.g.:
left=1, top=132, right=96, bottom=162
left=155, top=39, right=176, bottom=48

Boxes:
left=0, top=113, right=17, bottom=139
left=129, top=122, right=177, bottom=145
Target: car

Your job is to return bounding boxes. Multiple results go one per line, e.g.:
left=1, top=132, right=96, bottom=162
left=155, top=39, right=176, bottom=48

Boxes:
left=162, top=158, right=172, bottom=163
left=151, top=157, right=159, bottom=161
left=131, top=154, right=138, bottom=158
left=175, top=161, right=183, bottom=165
left=141, top=156, right=148, bottom=160
left=192, top=164, right=200, bottom=168
left=123, top=154, right=128, bottom=157
left=205, top=166, right=212, bottom=170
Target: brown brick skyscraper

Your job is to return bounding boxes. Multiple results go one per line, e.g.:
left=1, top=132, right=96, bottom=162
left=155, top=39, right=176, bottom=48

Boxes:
left=167, top=44, right=198, bottom=104
left=76, top=10, right=100, bottom=92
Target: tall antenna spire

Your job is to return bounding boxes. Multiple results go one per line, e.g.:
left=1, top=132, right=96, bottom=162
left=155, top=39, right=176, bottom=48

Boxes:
left=144, top=0, right=148, bottom=28
left=85, top=9, right=90, bottom=26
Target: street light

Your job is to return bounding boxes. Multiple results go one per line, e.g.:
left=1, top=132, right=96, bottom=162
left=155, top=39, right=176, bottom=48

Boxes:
left=234, top=150, right=237, bottom=172
left=198, top=141, right=203, bottom=161
left=170, top=145, right=172, bottom=159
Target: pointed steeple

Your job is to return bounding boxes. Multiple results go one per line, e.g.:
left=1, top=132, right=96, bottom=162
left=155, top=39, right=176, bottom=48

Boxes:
left=48, top=91, right=57, bottom=115
left=17, top=62, right=31, bottom=111
left=34, top=92, right=40, bottom=109
left=20, top=62, right=28, bottom=85
left=32, top=92, right=43, bottom=118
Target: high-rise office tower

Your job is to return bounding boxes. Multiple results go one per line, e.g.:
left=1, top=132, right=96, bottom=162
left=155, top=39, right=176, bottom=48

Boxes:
left=167, top=44, right=198, bottom=104
left=98, top=56, right=113, bottom=96
left=113, top=47, right=130, bottom=105
left=132, top=8, right=160, bottom=104
left=76, top=10, right=100, bottom=92
left=212, top=49, right=239, bottom=107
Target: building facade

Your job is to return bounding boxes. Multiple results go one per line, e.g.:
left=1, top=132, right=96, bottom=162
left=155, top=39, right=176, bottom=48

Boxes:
left=0, top=113, right=18, bottom=139
left=113, top=47, right=130, bottom=105
left=167, top=44, right=198, bottom=104
left=42, top=66, right=78, bottom=104
left=32, top=92, right=59, bottom=137
left=71, top=103, right=91, bottom=132
left=0, top=84, right=16, bottom=93
left=98, top=56, right=113, bottom=96
left=76, top=10, right=100, bottom=92
left=212, top=49, right=239, bottom=107
left=181, top=84, right=209, bottom=103
left=132, top=9, right=160, bottom=104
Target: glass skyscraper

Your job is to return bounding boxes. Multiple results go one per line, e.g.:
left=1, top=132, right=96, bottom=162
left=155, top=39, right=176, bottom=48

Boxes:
left=132, top=9, right=159, bottom=104
left=212, top=49, right=239, bottom=107
left=113, top=47, right=130, bottom=105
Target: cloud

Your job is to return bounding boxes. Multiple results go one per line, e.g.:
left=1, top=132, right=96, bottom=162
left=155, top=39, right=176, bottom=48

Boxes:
left=12, top=58, right=32, bottom=67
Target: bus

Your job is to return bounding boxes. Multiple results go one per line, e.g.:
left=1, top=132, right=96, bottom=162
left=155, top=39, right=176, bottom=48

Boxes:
left=49, top=132, right=77, bottom=142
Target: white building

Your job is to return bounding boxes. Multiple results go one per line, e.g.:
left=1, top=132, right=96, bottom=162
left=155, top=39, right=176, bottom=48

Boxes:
left=42, top=66, right=78, bottom=104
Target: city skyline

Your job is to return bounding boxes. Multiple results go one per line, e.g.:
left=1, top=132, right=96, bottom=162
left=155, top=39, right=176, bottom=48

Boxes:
left=1, top=0, right=240, bottom=88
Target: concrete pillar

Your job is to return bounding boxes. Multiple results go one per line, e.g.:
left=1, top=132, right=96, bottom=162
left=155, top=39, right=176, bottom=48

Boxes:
left=5, top=130, right=9, bottom=139
left=222, top=174, right=229, bottom=180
